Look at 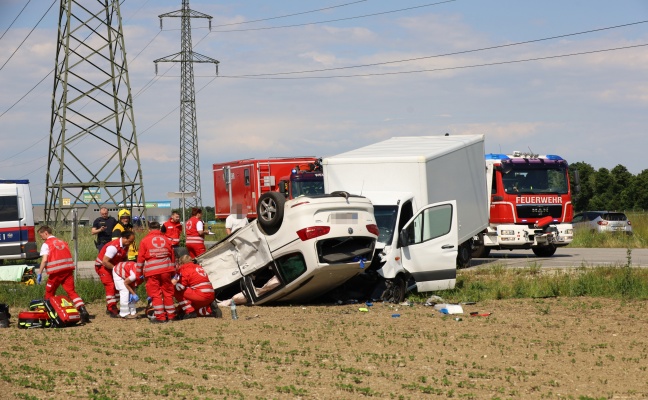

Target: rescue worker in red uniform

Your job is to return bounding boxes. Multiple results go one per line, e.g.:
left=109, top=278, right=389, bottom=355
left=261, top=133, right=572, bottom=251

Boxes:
left=185, top=207, right=207, bottom=258
left=137, top=221, right=176, bottom=324
left=36, top=226, right=90, bottom=323
left=94, top=231, right=135, bottom=316
left=161, top=211, right=182, bottom=250
left=172, top=255, right=220, bottom=319
left=112, top=261, right=144, bottom=319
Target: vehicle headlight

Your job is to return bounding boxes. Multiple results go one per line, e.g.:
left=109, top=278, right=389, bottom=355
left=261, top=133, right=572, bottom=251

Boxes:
left=500, top=230, right=515, bottom=236
left=564, top=229, right=574, bottom=235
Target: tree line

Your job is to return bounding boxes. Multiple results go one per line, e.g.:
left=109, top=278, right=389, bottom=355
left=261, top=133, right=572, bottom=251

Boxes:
left=570, top=162, right=648, bottom=212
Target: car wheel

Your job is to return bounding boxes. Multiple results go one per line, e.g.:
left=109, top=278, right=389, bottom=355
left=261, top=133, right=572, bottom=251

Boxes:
left=381, top=276, right=406, bottom=303
left=532, top=244, right=557, bottom=257
left=257, top=192, right=285, bottom=235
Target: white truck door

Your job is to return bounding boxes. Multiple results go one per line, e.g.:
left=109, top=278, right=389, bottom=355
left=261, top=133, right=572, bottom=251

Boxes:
left=399, top=200, right=458, bottom=292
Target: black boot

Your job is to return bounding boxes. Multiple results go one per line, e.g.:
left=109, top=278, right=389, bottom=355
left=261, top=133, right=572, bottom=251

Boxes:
left=210, top=300, right=222, bottom=318
left=0, top=304, right=10, bottom=328
left=78, top=306, right=91, bottom=323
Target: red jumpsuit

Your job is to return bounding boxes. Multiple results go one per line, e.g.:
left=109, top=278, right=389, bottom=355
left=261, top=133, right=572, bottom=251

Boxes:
left=174, top=262, right=215, bottom=316
left=162, top=218, right=182, bottom=247
left=94, top=237, right=128, bottom=313
left=185, top=216, right=206, bottom=258
left=137, top=230, right=176, bottom=322
left=42, top=236, right=86, bottom=309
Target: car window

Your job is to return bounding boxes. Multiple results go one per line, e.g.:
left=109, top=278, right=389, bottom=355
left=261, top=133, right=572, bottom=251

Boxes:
left=572, top=214, right=584, bottom=223
left=602, top=213, right=627, bottom=222
left=275, top=253, right=307, bottom=284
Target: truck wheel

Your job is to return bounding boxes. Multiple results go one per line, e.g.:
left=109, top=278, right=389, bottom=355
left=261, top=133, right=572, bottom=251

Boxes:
left=532, top=244, right=557, bottom=257
left=456, top=242, right=472, bottom=269
left=257, top=192, right=285, bottom=235
left=471, top=244, right=490, bottom=258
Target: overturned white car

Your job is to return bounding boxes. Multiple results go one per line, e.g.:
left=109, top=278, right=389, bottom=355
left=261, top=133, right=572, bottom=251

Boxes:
left=197, top=192, right=378, bottom=305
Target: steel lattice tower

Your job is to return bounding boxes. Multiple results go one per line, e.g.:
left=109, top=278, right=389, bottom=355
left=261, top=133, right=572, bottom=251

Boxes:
left=45, top=0, right=146, bottom=227
left=154, top=0, right=219, bottom=210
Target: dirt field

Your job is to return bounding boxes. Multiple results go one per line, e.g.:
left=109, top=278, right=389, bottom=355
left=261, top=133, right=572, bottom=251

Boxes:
left=1, top=297, right=647, bottom=399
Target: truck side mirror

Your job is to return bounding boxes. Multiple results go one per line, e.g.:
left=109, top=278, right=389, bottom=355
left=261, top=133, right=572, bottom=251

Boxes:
left=572, top=169, right=580, bottom=194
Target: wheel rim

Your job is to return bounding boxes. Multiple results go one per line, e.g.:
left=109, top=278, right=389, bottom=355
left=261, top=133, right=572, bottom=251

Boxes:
left=259, top=198, right=277, bottom=222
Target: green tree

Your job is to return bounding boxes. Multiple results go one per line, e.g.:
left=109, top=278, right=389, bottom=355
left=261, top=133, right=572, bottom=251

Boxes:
left=569, top=161, right=595, bottom=212
left=610, top=165, right=635, bottom=210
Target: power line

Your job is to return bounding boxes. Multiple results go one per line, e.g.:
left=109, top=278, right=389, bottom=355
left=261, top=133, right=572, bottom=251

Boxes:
left=212, top=0, right=368, bottom=28
left=224, top=20, right=648, bottom=78
left=0, top=0, right=56, bottom=71
left=0, top=0, right=32, bottom=42
left=196, top=0, right=456, bottom=33
left=214, top=43, right=648, bottom=80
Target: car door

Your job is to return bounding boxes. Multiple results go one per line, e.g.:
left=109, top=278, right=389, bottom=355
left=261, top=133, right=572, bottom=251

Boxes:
left=199, top=222, right=274, bottom=290
left=399, top=200, right=458, bottom=292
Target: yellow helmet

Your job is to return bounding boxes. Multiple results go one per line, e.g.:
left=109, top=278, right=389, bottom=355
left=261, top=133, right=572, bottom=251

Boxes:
left=118, top=209, right=131, bottom=219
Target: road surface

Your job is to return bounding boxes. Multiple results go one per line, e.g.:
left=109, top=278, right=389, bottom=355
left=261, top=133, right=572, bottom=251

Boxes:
left=470, top=247, right=648, bottom=269
left=72, top=247, right=648, bottom=280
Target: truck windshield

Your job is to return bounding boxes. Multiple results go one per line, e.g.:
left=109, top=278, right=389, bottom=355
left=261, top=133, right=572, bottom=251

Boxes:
left=502, top=166, right=569, bottom=195
left=373, top=205, right=398, bottom=244
left=291, top=180, right=325, bottom=198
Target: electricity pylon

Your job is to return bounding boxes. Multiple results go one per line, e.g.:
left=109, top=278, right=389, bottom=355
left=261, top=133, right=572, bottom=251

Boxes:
left=45, top=0, right=146, bottom=227
left=154, top=0, right=219, bottom=211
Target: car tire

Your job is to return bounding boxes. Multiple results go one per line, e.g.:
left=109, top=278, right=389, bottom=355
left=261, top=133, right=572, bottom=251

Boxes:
left=257, top=192, right=285, bottom=235
left=381, top=276, right=406, bottom=303
left=532, top=244, right=557, bottom=257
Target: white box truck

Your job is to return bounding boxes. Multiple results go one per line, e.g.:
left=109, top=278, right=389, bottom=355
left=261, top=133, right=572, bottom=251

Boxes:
left=322, top=135, right=489, bottom=302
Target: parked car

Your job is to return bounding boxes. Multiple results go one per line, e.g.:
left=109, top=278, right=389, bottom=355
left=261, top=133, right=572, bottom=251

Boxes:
left=572, top=211, right=633, bottom=235
left=197, top=192, right=378, bottom=305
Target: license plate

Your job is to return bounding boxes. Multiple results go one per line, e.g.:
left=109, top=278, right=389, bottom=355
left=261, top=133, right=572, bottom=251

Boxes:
left=331, top=212, right=358, bottom=224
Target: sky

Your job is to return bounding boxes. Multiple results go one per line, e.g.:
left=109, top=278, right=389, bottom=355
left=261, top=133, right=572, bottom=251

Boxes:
left=1, top=0, right=647, bottom=208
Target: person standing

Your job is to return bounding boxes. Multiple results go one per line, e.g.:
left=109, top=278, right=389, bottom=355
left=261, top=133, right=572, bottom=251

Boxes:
left=161, top=211, right=183, bottom=248
left=225, top=203, right=249, bottom=235
left=112, top=261, right=144, bottom=319
left=172, top=255, right=219, bottom=319
left=95, top=231, right=135, bottom=316
left=137, top=221, right=176, bottom=324
left=112, top=209, right=138, bottom=261
left=36, top=226, right=90, bottom=323
left=91, top=207, right=117, bottom=252
left=185, top=207, right=207, bottom=258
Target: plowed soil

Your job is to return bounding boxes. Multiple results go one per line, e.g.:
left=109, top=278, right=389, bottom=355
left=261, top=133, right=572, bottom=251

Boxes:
left=1, top=297, right=647, bottom=399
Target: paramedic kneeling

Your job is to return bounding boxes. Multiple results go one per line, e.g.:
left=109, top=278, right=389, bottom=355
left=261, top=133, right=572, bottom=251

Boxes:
left=112, top=261, right=144, bottom=319
left=36, top=226, right=90, bottom=323
left=172, top=255, right=218, bottom=319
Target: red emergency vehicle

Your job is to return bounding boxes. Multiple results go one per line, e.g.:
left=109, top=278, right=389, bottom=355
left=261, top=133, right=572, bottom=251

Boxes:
left=213, top=157, right=324, bottom=219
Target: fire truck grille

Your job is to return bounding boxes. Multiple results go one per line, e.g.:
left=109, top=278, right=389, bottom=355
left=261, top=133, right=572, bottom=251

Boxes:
left=316, top=237, right=375, bottom=264
left=516, top=205, right=563, bottom=218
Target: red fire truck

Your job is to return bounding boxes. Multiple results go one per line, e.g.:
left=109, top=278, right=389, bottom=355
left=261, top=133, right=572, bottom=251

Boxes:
left=472, top=151, right=576, bottom=258
left=213, top=157, right=324, bottom=219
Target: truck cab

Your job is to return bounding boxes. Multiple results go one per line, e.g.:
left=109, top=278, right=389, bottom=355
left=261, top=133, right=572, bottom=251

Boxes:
left=474, top=152, right=575, bottom=257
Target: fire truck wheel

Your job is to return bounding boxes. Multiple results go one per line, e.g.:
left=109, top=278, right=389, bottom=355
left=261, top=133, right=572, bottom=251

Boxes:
left=532, top=244, right=557, bottom=257
left=257, top=192, right=285, bottom=235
